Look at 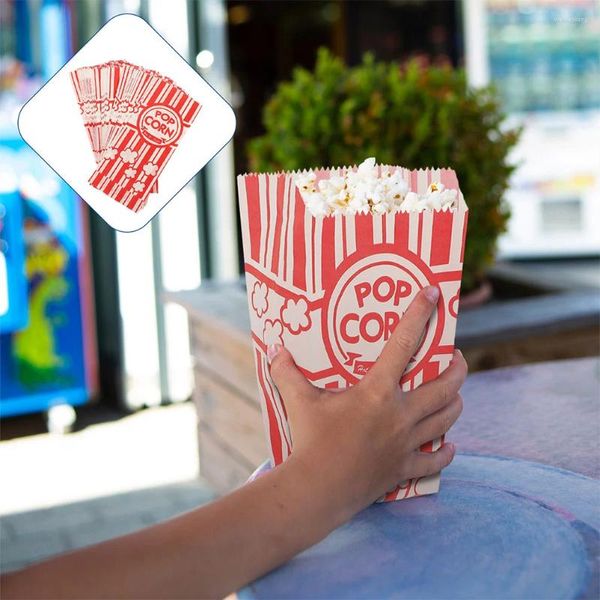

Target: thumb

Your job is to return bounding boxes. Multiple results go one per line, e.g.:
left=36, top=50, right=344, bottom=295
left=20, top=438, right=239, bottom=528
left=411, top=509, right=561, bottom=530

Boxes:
left=267, top=344, right=317, bottom=410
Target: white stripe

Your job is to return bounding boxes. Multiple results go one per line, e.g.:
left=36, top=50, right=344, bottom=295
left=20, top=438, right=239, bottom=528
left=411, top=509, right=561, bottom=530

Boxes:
left=265, top=175, right=277, bottom=270
left=417, top=169, right=429, bottom=195
left=412, top=370, right=424, bottom=388
left=304, top=211, right=313, bottom=294
left=314, top=217, right=323, bottom=291
left=431, top=353, right=453, bottom=372
left=386, top=213, right=395, bottom=243
left=345, top=217, right=356, bottom=256
left=237, top=176, right=252, bottom=258
left=334, top=215, right=343, bottom=266
left=408, top=211, right=419, bottom=253
left=285, top=180, right=296, bottom=283
left=278, top=176, right=290, bottom=278
left=420, top=210, right=433, bottom=263
left=260, top=355, right=288, bottom=463
left=263, top=356, right=291, bottom=460
left=373, top=214, right=383, bottom=244
left=256, top=354, right=278, bottom=467
left=258, top=174, right=267, bottom=266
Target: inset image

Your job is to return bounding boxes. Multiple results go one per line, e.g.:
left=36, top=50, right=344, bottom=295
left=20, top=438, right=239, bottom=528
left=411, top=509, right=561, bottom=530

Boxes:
left=18, top=14, right=236, bottom=232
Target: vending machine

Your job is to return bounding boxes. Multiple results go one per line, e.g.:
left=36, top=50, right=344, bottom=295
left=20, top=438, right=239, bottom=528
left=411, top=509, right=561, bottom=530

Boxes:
left=0, top=134, right=97, bottom=421
left=463, top=0, right=600, bottom=258
left=0, top=0, right=97, bottom=423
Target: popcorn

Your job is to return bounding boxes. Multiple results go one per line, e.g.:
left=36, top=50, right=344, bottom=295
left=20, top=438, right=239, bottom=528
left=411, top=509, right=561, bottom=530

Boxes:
left=295, top=157, right=459, bottom=216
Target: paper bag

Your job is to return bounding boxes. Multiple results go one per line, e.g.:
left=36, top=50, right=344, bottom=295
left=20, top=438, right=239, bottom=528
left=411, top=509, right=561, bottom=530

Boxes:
left=237, top=165, right=468, bottom=501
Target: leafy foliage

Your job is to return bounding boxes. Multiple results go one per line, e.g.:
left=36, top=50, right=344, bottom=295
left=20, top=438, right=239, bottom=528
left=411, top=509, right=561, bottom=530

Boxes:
left=248, top=49, right=521, bottom=292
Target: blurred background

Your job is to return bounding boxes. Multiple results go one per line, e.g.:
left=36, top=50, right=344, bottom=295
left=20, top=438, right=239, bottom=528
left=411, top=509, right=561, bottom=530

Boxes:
left=1, top=0, right=599, bottom=575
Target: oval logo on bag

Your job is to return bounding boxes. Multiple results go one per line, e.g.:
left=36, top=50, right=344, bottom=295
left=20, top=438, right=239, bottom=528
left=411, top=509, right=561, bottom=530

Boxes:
left=323, top=248, right=444, bottom=384
left=138, top=105, right=182, bottom=146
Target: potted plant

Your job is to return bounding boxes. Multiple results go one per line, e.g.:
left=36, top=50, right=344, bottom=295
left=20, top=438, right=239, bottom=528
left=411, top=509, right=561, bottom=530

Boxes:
left=247, top=48, right=521, bottom=298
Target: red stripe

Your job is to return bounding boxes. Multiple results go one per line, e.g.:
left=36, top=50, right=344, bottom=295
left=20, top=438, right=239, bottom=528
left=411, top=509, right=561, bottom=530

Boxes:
left=245, top=177, right=261, bottom=262
left=394, top=212, right=410, bottom=252
left=184, top=100, right=201, bottom=123
left=440, top=168, right=459, bottom=190
left=460, top=210, right=469, bottom=263
left=148, top=79, right=168, bottom=105
left=161, top=87, right=177, bottom=108
left=432, top=270, right=463, bottom=282
left=421, top=359, right=441, bottom=386
left=292, top=191, right=306, bottom=290
left=281, top=179, right=292, bottom=281
left=113, top=66, right=120, bottom=98
left=173, top=90, right=187, bottom=112
left=255, top=349, right=283, bottom=465
left=264, top=177, right=271, bottom=267
left=435, top=344, right=455, bottom=355
left=411, top=169, right=418, bottom=193
left=430, top=211, right=453, bottom=266
left=263, top=366, right=291, bottom=456
left=321, top=216, right=336, bottom=286
left=311, top=219, right=316, bottom=292
left=355, top=213, right=373, bottom=249
left=270, top=175, right=285, bottom=274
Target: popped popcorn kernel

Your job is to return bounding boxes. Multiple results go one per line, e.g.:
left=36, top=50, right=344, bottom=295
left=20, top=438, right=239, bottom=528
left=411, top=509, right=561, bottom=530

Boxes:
left=295, top=158, right=459, bottom=216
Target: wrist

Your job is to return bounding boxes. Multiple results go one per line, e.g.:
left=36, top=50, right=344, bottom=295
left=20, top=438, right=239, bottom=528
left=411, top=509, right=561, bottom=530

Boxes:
left=280, top=450, right=364, bottom=529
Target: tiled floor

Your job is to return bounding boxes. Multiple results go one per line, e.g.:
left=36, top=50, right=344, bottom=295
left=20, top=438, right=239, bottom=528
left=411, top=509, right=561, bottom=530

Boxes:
left=0, top=403, right=216, bottom=574
left=1, top=480, right=214, bottom=573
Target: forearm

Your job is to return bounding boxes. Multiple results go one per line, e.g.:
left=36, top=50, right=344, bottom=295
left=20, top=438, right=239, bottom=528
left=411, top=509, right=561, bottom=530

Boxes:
left=2, top=456, right=348, bottom=600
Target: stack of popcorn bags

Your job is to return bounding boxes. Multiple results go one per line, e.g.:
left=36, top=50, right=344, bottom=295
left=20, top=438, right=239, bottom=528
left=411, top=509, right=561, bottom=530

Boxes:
left=238, top=158, right=468, bottom=501
left=71, top=60, right=201, bottom=212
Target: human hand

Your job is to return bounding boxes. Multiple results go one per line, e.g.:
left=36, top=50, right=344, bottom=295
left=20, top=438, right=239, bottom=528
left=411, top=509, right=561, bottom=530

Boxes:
left=267, top=285, right=467, bottom=521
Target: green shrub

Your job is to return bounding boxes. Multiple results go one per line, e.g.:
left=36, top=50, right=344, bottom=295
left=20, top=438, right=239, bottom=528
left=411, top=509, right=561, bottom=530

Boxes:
left=247, top=48, right=521, bottom=292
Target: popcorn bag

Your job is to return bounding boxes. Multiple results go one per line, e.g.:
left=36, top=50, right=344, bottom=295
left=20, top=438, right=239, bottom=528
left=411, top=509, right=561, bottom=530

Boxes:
left=237, top=160, right=468, bottom=501
left=71, top=60, right=201, bottom=212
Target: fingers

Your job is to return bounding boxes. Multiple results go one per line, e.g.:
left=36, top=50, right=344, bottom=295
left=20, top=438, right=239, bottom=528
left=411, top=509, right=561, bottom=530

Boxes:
left=408, top=443, right=456, bottom=479
left=267, top=345, right=318, bottom=411
left=412, top=394, right=463, bottom=447
left=405, top=350, right=468, bottom=421
left=362, top=286, right=440, bottom=391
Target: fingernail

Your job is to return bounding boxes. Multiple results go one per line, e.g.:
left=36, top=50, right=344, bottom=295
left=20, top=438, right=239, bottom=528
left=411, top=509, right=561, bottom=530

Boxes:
left=267, top=343, right=282, bottom=364
left=423, top=285, right=440, bottom=303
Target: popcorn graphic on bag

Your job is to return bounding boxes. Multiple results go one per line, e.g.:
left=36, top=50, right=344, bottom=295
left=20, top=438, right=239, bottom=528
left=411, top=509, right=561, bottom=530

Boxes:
left=238, top=158, right=469, bottom=502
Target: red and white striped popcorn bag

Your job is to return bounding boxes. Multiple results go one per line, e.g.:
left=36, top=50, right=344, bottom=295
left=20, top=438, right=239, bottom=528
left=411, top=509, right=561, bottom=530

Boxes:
left=71, top=60, right=201, bottom=212
left=237, top=164, right=468, bottom=501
